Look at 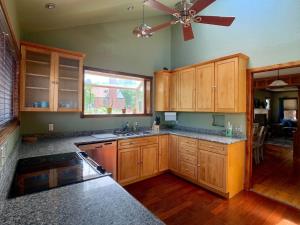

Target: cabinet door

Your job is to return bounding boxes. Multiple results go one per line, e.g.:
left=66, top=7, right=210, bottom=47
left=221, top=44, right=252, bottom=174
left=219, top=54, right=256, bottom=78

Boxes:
left=215, top=58, right=238, bottom=112
left=55, top=53, right=83, bottom=112
left=198, top=150, right=227, bottom=192
left=195, top=63, right=215, bottom=112
left=155, top=72, right=170, bottom=111
left=118, top=147, right=140, bottom=184
left=178, top=68, right=195, bottom=111
left=159, top=135, right=169, bottom=172
left=169, top=135, right=179, bottom=172
left=169, top=72, right=178, bottom=111
left=140, top=144, right=158, bottom=178
left=20, top=47, right=55, bottom=111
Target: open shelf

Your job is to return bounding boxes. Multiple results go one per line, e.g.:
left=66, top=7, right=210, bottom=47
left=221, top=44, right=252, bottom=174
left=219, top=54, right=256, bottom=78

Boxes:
left=59, top=76, right=78, bottom=81
left=26, top=59, right=50, bottom=65
left=26, top=73, right=49, bottom=78
left=26, top=86, right=49, bottom=90
left=59, top=89, right=78, bottom=92
left=59, top=64, right=79, bottom=69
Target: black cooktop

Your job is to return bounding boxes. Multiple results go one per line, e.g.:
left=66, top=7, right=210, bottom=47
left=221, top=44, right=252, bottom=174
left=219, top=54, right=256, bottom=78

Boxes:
left=8, top=152, right=109, bottom=198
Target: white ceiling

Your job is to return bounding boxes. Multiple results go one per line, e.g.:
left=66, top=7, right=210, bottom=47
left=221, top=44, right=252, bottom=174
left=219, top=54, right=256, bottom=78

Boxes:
left=16, top=0, right=176, bottom=32
left=253, top=66, right=300, bottom=79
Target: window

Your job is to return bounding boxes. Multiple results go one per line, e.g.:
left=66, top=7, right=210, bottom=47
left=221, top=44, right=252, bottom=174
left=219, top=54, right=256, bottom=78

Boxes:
left=0, top=8, right=19, bottom=128
left=283, top=98, right=298, bottom=121
left=83, top=68, right=152, bottom=116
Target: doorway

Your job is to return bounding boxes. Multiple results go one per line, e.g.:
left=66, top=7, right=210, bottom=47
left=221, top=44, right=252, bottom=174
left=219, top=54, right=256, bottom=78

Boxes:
left=246, top=63, right=300, bottom=209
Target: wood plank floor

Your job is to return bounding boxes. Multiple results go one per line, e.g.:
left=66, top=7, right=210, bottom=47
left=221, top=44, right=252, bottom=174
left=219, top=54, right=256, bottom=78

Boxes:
left=125, top=173, right=300, bottom=225
left=252, top=145, right=300, bottom=209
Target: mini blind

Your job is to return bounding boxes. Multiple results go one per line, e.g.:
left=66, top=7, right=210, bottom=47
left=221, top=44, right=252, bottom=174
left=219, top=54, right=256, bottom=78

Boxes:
left=284, top=99, right=298, bottom=110
left=0, top=6, right=18, bottom=127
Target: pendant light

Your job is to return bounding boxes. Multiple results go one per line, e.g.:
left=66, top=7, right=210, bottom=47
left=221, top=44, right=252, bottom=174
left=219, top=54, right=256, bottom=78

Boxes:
left=133, top=3, right=153, bottom=38
left=269, top=70, right=288, bottom=87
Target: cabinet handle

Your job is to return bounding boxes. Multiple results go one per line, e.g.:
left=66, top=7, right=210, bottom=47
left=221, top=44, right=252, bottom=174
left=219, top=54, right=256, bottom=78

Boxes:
left=197, top=164, right=201, bottom=167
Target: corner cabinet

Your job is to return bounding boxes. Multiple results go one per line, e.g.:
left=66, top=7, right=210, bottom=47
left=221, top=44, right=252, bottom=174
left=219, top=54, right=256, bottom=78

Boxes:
left=20, top=42, right=85, bottom=112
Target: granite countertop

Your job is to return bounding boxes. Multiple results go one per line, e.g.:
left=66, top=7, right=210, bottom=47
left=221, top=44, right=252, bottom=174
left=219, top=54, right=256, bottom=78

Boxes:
left=0, top=177, right=163, bottom=225
left=0, top=129, right=245, bottom=225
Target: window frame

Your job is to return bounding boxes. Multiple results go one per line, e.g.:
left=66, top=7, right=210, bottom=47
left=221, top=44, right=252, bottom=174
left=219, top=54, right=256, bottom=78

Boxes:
left=283, top=97, right=298, bottom=121
left=81, top=66, right=153, bottom=118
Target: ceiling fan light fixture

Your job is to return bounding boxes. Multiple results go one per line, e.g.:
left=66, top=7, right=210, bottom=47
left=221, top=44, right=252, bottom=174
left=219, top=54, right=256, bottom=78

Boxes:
left=133, top=24, right=153, bottom=38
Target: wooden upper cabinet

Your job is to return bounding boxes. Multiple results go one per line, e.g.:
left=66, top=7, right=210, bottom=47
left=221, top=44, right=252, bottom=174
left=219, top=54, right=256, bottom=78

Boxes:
left=169, top=72, right=178, bottom=111
left=215, top=56, right=248, bottom=113
left=20, top=42, right=85, bottom=112
left=178, top=68, right=196, bottom=111
left=155, top=71, right=170, bottom=111
left=195, top=63, right=215, bottom=112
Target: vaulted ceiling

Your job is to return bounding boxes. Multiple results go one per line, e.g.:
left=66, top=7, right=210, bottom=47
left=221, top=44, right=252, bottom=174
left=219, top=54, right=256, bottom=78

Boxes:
left=16, top=0, right=175, bottom=33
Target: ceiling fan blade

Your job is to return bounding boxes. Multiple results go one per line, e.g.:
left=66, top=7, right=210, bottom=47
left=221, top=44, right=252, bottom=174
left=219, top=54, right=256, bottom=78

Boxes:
left=189, top=0, right=216, bottom=15
left=194, top=16, right=235, bottom=26
left=182, top=24, right=194, bottom=41
left=144, top=0, right=179, bottom=16
left=148, top=21, right=176, bottom=33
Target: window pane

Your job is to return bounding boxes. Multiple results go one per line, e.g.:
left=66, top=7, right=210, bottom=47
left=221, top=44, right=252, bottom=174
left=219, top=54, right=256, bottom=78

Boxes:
left=284, top=110, right=297, bottom=121
left=84, top=70, right=146, bottom=115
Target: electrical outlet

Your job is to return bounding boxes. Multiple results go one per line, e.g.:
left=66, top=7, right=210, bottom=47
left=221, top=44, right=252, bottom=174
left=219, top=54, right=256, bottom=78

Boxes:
left=49, top=124, right=54, bottom=132
left=0, top=141, right=8, bottom=168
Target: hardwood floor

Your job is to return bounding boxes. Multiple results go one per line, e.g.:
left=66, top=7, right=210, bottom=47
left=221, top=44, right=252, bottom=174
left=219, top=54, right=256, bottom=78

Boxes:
left=125, top=173, right=300, bottom=225
left=252, top=145, right=300, bottom=209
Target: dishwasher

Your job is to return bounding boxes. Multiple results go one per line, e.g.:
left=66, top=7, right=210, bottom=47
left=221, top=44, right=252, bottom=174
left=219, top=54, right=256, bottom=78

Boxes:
left=78, top=141, right=117, bottom=180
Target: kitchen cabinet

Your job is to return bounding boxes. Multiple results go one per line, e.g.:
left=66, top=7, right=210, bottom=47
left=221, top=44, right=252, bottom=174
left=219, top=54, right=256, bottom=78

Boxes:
left=178, top=68, right=196, bottom=111
left=215, top=56, right=248, bottom=113
left=198, top=140, right=245, bottom=198
left=155, top=71, right=170, bottom=111
left=198, top=150, right=226, bottom=192
left=118, top=147, right=140, bottom=184
left=20, top=42, right=85, bottom=112
left=168, top=135, right=179, bottom=172
left=154, top=53, right=248, bottom=113
left=158, top=135, right=169, bottom=172
left=141, top=144, right=158, bottom=177
left=118, top=136, right=159, bottom=185
left=169, top=72, right=178, bottom=111
left=178, top=136, right=197, bottom=180
left=195, top=63, right=215, bottom=112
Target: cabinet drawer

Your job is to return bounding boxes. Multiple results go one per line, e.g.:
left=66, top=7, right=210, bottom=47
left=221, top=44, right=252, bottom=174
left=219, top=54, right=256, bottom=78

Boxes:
left=179, top=145, right=197, bottom=157
left=180, top=161, right=197, bottom=180
left=179, top=136, right=198, bottom=148
left=179, top=152, right=197, bottom=165
left=198, top=140, right=227, bottom=155
left=118, top=136, right=158, bottom=149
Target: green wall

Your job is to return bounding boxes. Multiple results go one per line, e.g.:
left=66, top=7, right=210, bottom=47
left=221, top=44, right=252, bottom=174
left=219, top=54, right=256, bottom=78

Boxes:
left=21, top=16, right=171, bottom=135
left=2, top=0, right=20, bottom=42
left=170, top=0, right=300, bottom=133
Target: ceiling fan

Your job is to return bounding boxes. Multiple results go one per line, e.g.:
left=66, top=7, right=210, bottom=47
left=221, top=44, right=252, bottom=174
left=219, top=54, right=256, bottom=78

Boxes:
left=138, top=0, right=235, bottom=41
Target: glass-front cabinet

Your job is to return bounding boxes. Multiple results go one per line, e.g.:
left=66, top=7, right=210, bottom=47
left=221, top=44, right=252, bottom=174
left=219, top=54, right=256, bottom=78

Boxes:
left=20, top=42, right=84, bottom=112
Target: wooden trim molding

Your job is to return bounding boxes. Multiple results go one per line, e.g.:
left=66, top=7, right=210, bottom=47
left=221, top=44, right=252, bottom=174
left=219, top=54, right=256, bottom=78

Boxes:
left=245, top=59, right=300, bottom=190
left=0, top=0, right=19, bottom=51
left=20, top=41, right=86, bottom=58
left=0, top=120, right=19, bottom=145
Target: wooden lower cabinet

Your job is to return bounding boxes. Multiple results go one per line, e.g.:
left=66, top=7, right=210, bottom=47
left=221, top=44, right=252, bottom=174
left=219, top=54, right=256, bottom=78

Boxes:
left=158, top=135, right=169, bottom=172
left=118, top=147, right=140, bottom=185
left=168, top=135, right=179, bottom=172
left=141, top=144, right=159, bottom=177
left=198, top=150, right=226, bottom=193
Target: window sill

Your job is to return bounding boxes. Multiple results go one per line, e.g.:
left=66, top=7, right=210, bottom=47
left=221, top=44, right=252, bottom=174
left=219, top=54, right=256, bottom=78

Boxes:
left=0, top=120, right=19, bottom=145
left=81, top=113, right=153, bottom=118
